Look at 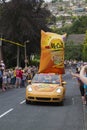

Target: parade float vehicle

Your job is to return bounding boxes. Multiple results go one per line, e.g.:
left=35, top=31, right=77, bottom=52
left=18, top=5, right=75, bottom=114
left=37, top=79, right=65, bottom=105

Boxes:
left=26, top=73, right=66, bottom=105
left=26, top=30, right=67, bottom=105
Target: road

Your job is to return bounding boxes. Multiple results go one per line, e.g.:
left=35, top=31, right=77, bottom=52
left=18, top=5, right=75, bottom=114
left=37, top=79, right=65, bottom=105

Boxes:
left=0, top=70, right=87, bottom=130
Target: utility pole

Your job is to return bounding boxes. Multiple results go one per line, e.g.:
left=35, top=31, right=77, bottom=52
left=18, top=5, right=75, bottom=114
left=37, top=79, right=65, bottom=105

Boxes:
left=17, top=46, right=20, bottom=67
left=24, top=40, right=29, bottom=67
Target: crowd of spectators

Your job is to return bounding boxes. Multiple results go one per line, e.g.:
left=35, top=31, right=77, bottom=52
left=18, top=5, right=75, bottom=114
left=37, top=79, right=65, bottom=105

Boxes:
left=0, top=61, right=38, bottom=92
left=0, top=59, right=87, bottom=92
left=64, top=60, right=85, bottom=69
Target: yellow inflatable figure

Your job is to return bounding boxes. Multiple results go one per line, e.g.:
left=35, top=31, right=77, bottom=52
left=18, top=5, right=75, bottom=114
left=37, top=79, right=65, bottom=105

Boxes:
left=38, top=30, right=67, bottom=74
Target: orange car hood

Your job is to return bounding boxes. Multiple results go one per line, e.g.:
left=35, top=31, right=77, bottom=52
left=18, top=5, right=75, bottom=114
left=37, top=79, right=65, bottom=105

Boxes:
left=32, top=83, right=59, bottom=92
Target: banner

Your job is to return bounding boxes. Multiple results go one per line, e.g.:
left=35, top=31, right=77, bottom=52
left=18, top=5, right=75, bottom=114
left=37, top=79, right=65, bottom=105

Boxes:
left=38, top=30, right=66, bottom=74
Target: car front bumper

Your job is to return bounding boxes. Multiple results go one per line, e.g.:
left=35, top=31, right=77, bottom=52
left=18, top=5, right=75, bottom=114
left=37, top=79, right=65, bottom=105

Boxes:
left=26, top=91, right=64, bottom=103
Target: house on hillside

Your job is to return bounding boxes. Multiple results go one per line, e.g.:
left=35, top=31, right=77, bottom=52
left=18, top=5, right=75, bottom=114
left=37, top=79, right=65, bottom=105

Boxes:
left=66, top=34, right=85, bottom=44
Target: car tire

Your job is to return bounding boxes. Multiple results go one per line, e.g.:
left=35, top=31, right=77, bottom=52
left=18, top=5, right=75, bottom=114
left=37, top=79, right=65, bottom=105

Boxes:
left=26, top=99, right=31, bottom=104
left=59, top=101, right=64, bottom=106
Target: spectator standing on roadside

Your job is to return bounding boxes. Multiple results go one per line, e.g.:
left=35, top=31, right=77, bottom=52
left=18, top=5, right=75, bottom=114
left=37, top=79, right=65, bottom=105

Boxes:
left=2, top=70, right=8, bottom=91
left=80, top=65, right=87, bottom=85
left=0, top=65, right=3, bottom=90
left=10, top=69, right=15, bottom=86
left=0, top=60, right=5, bottom=72
left=21, top=69, right=28, bottom=87
left=15, top=67, right=23, bottom=88
left=71, top=66, right=86, bottom=105
left=80, top=64, right=87, bottom=96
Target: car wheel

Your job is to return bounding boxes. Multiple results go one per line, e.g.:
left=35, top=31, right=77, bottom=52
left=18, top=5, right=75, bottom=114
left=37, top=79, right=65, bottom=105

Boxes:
left=59, top=101, right=64, bottom=106
left=26, top=99, right=31, bottom=104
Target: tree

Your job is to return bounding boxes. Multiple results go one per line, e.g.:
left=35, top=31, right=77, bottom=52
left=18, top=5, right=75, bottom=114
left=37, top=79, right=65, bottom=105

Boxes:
left=52, top=0, right=57, bottom=3
left=85, top=0, right=87, bottom=3
left=82, top=30, right=87, bottom=61
left=0, top=0, right=51, bottom=67
left=69, top=16, right=87, bottom=34
left=65, top=41, right=83, bottom=61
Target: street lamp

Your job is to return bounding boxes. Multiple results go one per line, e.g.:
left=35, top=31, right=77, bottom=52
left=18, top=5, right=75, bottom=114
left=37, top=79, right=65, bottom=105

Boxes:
left=24, top=40, right=29, bottom=67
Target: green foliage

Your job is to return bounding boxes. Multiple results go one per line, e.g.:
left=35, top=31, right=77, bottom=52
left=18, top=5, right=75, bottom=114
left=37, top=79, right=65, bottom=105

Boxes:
left=58, top=6, right=63, bottom=11
left=1, top=1, right=87, bottom=67
left=30, top=59, right=40, bottom=66
left=82, top=30, right=87, bottom=61
left=65, top=41, right=83, bottom=60
left=46, top=15, right=87, bottom=61
left=68, top=16, right=87, bottom=34
left=52, top=0, right=58, bottom=3
left=0, top=0, right=51, bottom=67
left=29, top=54, right=40, bottom=66
left=85, top=0, right=87, bottom=3
left=55, top=16, right=87, bottom=35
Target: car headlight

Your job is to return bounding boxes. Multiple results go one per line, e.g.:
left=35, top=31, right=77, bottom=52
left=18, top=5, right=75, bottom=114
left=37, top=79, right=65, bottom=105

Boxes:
left=56, top=88, right=62, bottom=93
left=27, top=86, right=32, bottom=92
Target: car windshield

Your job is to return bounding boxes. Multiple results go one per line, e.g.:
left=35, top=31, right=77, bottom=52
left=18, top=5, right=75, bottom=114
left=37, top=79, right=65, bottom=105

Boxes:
left=32, top=73, right=60, bottom=84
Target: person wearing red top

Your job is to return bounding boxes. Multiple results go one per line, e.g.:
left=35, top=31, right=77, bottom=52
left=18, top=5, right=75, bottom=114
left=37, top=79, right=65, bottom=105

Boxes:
left=15, top=67, right=23, bottom=88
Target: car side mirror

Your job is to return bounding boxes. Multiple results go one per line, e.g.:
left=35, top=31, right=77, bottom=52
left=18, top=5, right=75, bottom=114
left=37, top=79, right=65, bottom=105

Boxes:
left=62, top=81, right=67, bottom=85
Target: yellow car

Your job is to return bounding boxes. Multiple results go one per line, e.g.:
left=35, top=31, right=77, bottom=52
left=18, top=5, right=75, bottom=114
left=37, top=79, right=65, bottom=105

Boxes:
left=26, top=73, right=66, bottom=105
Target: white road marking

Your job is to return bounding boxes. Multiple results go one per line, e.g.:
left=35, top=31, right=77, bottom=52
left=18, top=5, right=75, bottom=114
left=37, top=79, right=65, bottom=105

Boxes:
left=0, top=108, right=13, bottom=118
left=20, top=100, right=25, bottom=104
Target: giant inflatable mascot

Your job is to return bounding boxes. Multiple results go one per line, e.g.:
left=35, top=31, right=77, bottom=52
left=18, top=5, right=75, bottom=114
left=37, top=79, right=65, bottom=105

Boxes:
left=38, top=30, right=67, bottom=75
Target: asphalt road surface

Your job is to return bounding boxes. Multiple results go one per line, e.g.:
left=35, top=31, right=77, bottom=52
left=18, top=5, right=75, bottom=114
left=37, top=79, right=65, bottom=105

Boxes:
left=0, top=69, right=87, bottom=130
